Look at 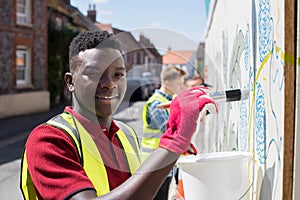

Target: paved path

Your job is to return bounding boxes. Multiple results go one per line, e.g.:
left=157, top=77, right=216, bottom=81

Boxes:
left=0, top=159, right=23, bottom=199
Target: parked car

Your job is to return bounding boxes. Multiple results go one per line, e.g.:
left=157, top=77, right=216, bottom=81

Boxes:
left=124, top=77, right=160, bottom=102
left=142, top=72, right=161, bottom=95
left=144, top=76, right=161, bottom=95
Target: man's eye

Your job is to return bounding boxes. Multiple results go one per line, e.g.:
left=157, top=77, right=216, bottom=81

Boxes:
left=84, top=73, right=99, bottom=79
left=115, top=73, right=125, bottom=78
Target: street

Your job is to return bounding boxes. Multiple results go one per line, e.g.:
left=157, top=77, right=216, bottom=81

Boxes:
left=0, top=100, right=146, bottom=200
left=0, top=103, right=68, bottom=165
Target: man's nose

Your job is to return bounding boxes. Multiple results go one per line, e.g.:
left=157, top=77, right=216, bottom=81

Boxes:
left=99, top=76, right=116, bottom=89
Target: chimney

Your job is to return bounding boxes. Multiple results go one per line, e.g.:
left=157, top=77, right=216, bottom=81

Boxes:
left=87, top=4, right=97, bottom=22
left=139, top=34, right=149, bottom=43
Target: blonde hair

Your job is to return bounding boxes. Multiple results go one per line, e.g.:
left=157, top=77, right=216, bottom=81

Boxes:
left=160, top=66, right=187, bottom=83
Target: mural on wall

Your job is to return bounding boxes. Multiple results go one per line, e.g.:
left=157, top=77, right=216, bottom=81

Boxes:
left=204, top=0, right=284, bottom=199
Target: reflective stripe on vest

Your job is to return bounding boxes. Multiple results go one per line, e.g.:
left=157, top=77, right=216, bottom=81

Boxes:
left=21, top=112, right=141, bottom=199
left=141, top=93, right=170, bottom=155
left=20, top=151, right=38, bottom=200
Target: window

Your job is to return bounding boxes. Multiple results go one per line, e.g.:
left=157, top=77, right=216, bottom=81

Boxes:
left=16, top=46, right=31, bottom=86
left=16, top=0, right=31, bottom=25
left=133, top=53, right=137, bottom=64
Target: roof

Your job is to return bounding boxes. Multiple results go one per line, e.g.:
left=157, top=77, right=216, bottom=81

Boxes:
left=95, top=22, right=113, bottom=33
left=93, top=22, right=142, bottom=53
left=112, top=28, right=142, bottom=53
left=139, top=35, right=161, bottom=58
left=162, top=50, right=194, bottom=65
left=48, top=0, right=98, bottom=31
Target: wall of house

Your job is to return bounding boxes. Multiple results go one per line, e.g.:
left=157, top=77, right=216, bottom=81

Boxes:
left=203, top=0, right=290, bottom=199
left=0, top=91, right=50, bottom=118
left=0, top=0, right=49, bottom=118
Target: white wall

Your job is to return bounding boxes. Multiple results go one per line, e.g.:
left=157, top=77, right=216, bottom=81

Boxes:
left=204, top=0, right=285, bottom=199
left=0, top=91, right=50, bottom=118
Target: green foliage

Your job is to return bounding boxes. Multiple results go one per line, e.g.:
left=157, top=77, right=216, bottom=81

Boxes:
left=47, top=19, right=79, bottom=104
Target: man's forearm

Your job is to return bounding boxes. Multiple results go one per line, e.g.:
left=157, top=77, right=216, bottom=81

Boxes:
left=99, top=148, right=179, bottom=200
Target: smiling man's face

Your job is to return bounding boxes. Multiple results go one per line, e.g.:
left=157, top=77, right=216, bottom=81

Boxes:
left=72, top=47, right=126, bottom=119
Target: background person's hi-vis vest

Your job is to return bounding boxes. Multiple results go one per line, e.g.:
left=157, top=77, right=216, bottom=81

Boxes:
left=141, top=93, right=170, bottom=161
left=21, top=112, right=141, bottom=199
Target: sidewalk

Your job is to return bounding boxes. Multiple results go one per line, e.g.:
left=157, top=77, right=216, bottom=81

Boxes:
left=0, top=159, right=22, bottom=199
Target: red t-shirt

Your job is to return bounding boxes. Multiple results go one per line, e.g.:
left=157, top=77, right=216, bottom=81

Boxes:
left=26, top=106, right=132, bottom=199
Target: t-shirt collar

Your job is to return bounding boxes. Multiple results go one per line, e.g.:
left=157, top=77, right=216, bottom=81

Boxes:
left=64, top=106, right=120, bottom=139
left=155, top=89, right=172, bottom=101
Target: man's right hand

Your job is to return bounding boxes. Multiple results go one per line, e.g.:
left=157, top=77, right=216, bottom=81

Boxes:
left=159, top=86, right=218, bottom=154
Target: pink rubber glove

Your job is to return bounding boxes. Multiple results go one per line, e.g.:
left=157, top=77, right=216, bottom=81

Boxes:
left=159, top=86, right=218, bottom=154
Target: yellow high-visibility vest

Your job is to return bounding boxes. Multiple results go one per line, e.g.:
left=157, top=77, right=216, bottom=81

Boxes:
left=21, top=112, right=141, bottom=199
left=141, top=92, right=170, bottom=160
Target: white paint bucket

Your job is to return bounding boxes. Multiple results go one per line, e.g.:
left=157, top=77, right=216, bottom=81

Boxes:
left=177, top=151, right=252, bottom=200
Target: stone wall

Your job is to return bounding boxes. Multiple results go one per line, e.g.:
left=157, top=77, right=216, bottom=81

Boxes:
left=0, top=0, right=48, bottom=94
left=0, top=0, right=49, bottom=117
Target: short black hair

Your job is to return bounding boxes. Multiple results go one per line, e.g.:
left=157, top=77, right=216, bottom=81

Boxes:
left=69, top=30, right=122, bottom=71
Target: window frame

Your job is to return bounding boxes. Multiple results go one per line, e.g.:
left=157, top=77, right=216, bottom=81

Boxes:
left=16, top=0, right=32, bottom=25
left=16, top=46, right=32, bottom=87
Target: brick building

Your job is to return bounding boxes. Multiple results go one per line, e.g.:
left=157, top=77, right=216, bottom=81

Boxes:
left=48, top=0, right=97, bottom=32
left=0, top=0, right=49, bottom=118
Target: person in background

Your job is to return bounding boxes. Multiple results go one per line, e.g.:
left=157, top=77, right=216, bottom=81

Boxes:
left=186, top=73, right=212, bottom=88
left=20, top=30, right=217, bottom=200
left=141, top=66, right=187, bottom=200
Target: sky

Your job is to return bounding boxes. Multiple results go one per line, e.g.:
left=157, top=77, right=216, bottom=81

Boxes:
left=71, top=0, right=209, bottom=53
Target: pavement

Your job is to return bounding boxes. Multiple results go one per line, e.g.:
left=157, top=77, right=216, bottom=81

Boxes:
left=0, top=159, right=23, bottom=199
left=0, top=101, right=145, bottom=200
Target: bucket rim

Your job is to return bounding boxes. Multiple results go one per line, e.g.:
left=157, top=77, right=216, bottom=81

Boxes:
left=177, top=151, right=252, bottom=163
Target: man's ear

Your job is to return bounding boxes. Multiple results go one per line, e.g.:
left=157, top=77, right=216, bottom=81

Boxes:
left=65, top=72, right=74, bottom=92
left=163, top=80, right=169, bottom=87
